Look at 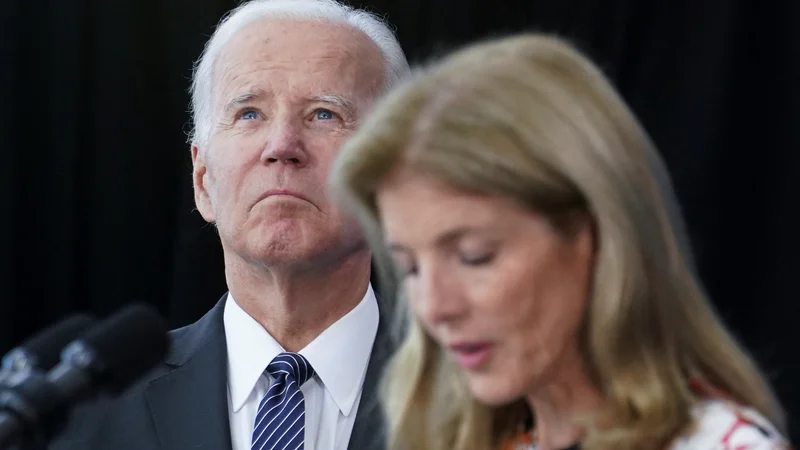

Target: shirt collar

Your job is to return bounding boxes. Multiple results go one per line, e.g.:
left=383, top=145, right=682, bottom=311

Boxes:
left=224, top=284, right=379, bottom=417
left=300, top=284, right=379, bottom=416
left=224, top=294, right=283, bottom=413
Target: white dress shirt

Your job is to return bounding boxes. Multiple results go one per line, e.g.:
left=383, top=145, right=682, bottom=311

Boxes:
left=224, top=285, right=379, bottom=450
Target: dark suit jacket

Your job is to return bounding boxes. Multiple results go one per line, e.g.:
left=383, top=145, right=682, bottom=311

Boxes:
left=48, top=294, right=394, bottom=450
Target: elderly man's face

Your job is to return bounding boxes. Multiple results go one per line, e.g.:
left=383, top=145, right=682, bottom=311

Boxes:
left=192, top=20, right=385, bottom=268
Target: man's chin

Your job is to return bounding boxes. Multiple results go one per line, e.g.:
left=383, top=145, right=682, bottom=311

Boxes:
left=218, top=228, right=303, bottom=265
left=245, top=237, right=312, bottom=267
left=220, top=224, right=363, bottom=271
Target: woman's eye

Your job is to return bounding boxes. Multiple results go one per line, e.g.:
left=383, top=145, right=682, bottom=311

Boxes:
left=315, top=109, right=335, bottom=120
left=391, top=254, right=418, bottom=279
left=400, top=265, right=418, bottom=278
left=460, top=254, right=495, bottom=266
left=394, top=260, right=418, bottom=278
left=240, top=110, right=260, bottom=120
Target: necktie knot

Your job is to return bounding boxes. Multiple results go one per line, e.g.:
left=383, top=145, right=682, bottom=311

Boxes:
left=266, top=352, right=315, bottom=387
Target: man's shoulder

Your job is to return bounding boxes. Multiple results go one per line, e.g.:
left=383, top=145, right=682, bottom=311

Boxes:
left=167, top=320, right=197, bottom=348
left=48, top=298, right=230, bottom=450
left=160, top=295, right=228, bottom=366
left=48, top=365, right=171, bottom=449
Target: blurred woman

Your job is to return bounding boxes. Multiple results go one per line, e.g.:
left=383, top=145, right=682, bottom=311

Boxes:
left=330, top=34, right=791, bottom=450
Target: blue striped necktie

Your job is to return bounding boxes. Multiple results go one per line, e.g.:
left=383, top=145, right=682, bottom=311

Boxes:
left=251, top=352, right=315, bottom=450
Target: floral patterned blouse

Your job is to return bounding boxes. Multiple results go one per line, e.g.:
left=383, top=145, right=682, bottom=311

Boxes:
left=501, top=399, right=791, bottom=450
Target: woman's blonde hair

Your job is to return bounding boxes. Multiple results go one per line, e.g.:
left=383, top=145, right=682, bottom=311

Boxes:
left=330, top=33, right=785, bottom=450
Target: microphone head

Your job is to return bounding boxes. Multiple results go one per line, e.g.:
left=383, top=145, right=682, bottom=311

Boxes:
left=66, top=303, right=169, bottom=391
left=2, top=314, right=96, bottom=372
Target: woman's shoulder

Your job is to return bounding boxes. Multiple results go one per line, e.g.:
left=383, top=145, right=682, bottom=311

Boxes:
left=668, top=399, right=791, bottom=450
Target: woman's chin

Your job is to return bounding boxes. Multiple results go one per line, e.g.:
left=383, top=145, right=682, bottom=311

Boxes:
left=466, top=375, right=524, bottom=406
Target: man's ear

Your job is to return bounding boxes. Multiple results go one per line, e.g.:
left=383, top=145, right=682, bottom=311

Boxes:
left=191, top=144, right=216, bottom=223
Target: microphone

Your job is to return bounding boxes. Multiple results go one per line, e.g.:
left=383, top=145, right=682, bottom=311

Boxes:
left=0, top=315, right=96, bottom=384
left=0, top=303, right=169, bottom=449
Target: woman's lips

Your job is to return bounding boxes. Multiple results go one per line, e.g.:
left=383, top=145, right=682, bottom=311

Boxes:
left=449, top=342, right=493, bottom=370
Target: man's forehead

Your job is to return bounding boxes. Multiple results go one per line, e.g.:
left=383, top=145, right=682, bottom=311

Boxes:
left=213, top=19, right=384, bottom=102
left=223, top=20, right=362, bottom=57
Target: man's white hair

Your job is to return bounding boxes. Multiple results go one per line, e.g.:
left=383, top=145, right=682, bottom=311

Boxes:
left=189, top=0, right=410, bottom=147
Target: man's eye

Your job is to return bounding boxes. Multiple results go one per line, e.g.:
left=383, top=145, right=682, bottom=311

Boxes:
left=315, top=109, right=335, bottom=120
left=240, top=110, right=260, bottom=120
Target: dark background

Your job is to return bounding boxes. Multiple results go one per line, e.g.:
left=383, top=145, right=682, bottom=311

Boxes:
left=1, top=0, right=798, bottom=441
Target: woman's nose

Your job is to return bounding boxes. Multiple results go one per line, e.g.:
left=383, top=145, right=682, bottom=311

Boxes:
left=414, top=265, right=467, bottom=327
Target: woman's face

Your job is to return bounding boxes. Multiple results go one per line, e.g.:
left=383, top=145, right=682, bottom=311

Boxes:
left=377, top=168, right=595, bottom=405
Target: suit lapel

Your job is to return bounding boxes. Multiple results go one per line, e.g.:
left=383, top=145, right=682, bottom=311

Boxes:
left=146, top=297, right=233, bottom=450
left=348, top=309, right=396, bottom=450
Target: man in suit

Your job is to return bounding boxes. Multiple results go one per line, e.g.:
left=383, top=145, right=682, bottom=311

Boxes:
left=50, top=1, right=409, bottom=449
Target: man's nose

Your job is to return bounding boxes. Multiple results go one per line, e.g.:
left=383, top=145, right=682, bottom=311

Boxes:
left=260, top=121, right=308, bottom=168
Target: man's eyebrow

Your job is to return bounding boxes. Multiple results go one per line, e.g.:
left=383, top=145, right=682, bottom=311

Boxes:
left=310, top=94, right=357, bottom=118
left=223, top=90, right=265, bottom=115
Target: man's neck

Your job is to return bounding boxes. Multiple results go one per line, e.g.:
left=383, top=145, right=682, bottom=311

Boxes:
left=526, top=346, right=604, bottom=450
left=224, top=249, right=373, bottom=352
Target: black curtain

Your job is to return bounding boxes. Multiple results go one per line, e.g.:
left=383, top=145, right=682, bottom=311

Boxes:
left=1, top=0, right=798, bottom=439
